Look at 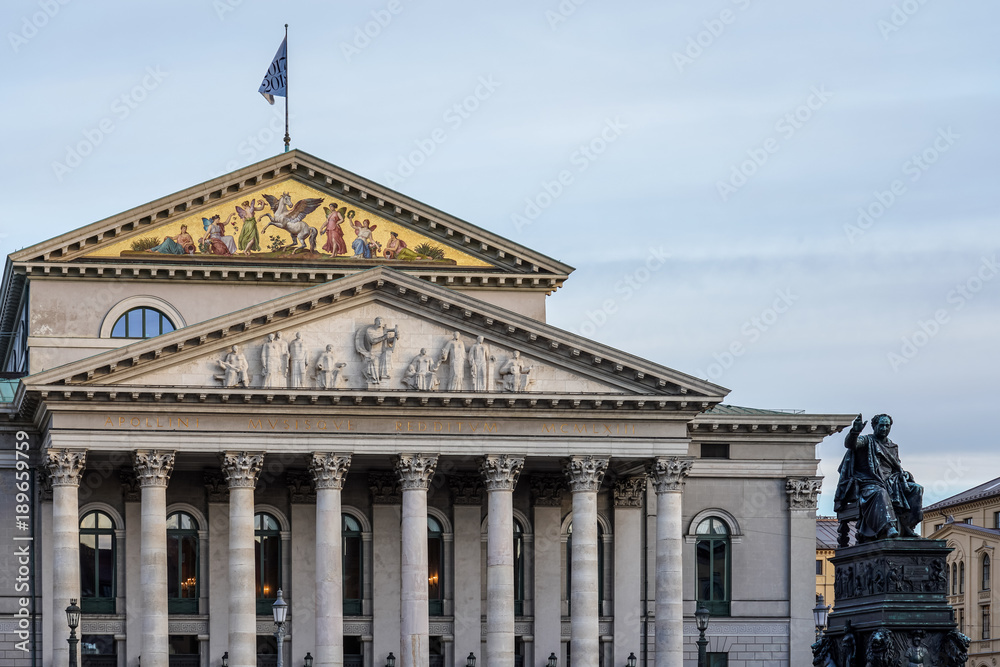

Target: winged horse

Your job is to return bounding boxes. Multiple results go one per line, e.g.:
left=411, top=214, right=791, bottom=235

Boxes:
left=260, top=193, right=324, bottom=252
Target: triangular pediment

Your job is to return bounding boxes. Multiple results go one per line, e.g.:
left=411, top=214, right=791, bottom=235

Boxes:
left=10, top=150, right=573, bottom=279
left=23, top=268, right=728, bottom=407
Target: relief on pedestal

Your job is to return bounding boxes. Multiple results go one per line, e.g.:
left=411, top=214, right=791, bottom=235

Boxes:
left=394, top=454, right=438, bottom=490
left=220, top=451, right=264, bottom=489
left=563, top=455, right=609, bottom=493
left=530, top=474, right=565, bottom=506
left=786, top=476, right=822, bottom=510
left=309, top=452, right=352, bottom=490
left=133, top=449, right=176, bottom=487
left=613, top=476, right=647, bottom=507
left=479, top=454, right=524, bottom=491
left=833, top=555, right=948, bottom=600
left=46, top=449, right=87, bottom=486
left=647, top=456, right=692, bottom=493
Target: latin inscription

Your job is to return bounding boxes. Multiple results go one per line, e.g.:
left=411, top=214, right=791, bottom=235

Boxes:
left=541, top=422, right=636, bottom=435
left=105, top=416, right=200, bottom=429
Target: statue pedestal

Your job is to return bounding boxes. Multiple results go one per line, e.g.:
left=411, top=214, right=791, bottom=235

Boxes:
left=815, top=538, right=969, bottom=666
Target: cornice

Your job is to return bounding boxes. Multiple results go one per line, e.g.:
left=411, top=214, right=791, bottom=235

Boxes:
left=689, top=415, right=853, bottom=441
left=11, top=150, right=574, bottom=277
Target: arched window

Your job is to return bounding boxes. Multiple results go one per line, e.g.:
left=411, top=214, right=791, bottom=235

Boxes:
left=565, top=521, right=605, bottom=614
left=80, top=511, right=116, bottom=613
left=983, top=554, right=991, bottom=592
left=960, top=561, right=965, bottom=594
left=255, top=513, right=281, bottom=615
left=696, top=517, right=731, bottom=616
left=343, top=514, right=363, bottom=615
left=514, top=518, right=525, bottom=616
left=428, top=516, right=444, bottom=616
left=166, top=512, right=199, bottom=614
left=110, top=307, right=175, bottom=338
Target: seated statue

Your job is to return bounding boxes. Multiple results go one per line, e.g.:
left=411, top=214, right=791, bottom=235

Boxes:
left=834, top=414, right=923, bottom=543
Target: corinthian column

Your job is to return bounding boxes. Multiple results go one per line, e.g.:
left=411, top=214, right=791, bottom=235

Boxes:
left=481, top=454, right=525, bottom=666
left=133, top=450, right=176, bottom=667
left=648, top=457, right=692, bottom=667
left=564, top=455, right=609, bottom=667
left=221, top=452, right=265, bottom=667
left=786, top=477, right=822, bottom=667
left=395, top=454, right=438, bottom=667
left=311, top=453, right=352, bottom=667
left=47, top=449, right=87, bottom=667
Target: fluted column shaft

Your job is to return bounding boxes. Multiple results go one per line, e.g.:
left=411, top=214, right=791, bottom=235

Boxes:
left=649, top=457, right=692, bottom=667
left=134, top=450, right=176, bottom=667
left=482, top=455, right=525, bottom=666
left=312, top=453, right=353, bottom=667
left=564, top=456, right=609, bottom=667
left=395, top=454, right=438, bottom=667
left=48, top=449, right=87, bottom=667
left=222, top=452, right=264, bottom=667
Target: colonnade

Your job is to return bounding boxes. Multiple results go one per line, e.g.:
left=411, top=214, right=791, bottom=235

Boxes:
left=45, top=448, right=694, bottom=667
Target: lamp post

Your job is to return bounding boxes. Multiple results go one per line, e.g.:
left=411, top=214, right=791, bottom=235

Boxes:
left=302, top=653, right=313, bottom=667
left=272, top=589, right=288, bottom=667
left=813, top=594, right=830, bottom=641
left=547, top=652, right=558, bottom=667
left=625, top=652, right=637, bottom=667
left=695, top=605, right=711, bottom=667
left=66, top=599, right=81, bottom=667
left=221, top=652, right=228, bottom=667
left=385, top=653, right=396, bottom=667
left=465, top=652, right=476, bottom=667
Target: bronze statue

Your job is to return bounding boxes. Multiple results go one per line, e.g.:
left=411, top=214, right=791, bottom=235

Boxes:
left=834, top=414, right=923, bottom=543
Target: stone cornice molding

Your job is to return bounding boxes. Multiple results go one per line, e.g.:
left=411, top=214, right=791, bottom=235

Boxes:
left=394, top=454, right=438, bottom=491
left=310, top=452, right=352, bottom=490
left=448, top=473, right=485, bottom=506
left=46, top=449, right=87, bottom=487
left=220, top=451, right=264, bottom=489
left=119, top=468, right=140, bottom=502
left=369, top=472, right=402, bottom=505
left=133, top=450, right=176, bottom=488
left=286, top=472, right=315, bottom=504
left=563, top=455, right=609, bottom=494
left=613, top=476, right=648, bottom=508
left=648, top=457, right=693, bottom=493
left=203, top=470, right=229, bottom=502
left=785, top=476, right=822, bottom=510
left=479, top=454, right=525, bottom=492
left=530, top=474, right=566, bottom=506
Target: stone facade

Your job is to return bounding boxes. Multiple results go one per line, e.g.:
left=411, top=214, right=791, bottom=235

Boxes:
left=0, top=151, right=855, bottom=667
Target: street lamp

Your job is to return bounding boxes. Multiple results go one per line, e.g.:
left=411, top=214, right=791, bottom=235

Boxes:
left=385, top=653, right=396, bottom=667
left=625, top=652, right=637, bottom=667
left=547, top=652, right=558, bottom=667
left=272, top=589, right=288, bottom=667
left=466, top=652, right=476, bottom=667
left=813, top=594, right=830, bottom=640
left=221, top=652, right=228, bottom=667
left=302, top=653, right=313, bottom=667
left=695, top=605, right=711, bottom=667
left=66, top=599, right=81, bottom=667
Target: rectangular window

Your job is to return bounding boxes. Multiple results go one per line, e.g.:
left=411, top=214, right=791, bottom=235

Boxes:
left=701, top=443, right=730, bottom=459
left=935, top=524, right=944, bottom=532
left=816, top=559, right=823, bottom=575
left=994, top=511, right=999, bottom=530
left=958, top=608, right=964, bottom=634
left=983, top=607, right=991, bottom=640
left=963, top=517, right=973, bottom=524
left=707, top=654, right=728, bottom=667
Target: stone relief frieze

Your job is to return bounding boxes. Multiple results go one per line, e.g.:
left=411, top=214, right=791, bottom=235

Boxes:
left=833, top=555, right=947, bottom=600
left=355, top=317, right=400, bottom=385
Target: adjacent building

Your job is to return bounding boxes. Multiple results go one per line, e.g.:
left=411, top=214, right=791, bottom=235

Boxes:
left=0, top=150, right=853, bottom=667
left=923, top=476, right=1000, bottom=666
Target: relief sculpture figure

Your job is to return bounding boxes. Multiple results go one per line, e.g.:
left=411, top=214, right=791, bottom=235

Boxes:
left=261, top=333, right=289, bottom=388
left=439, top=331, right=467, bottom=391
left=354, top=317, right=399, bottom=385
left=215, top=344, right=249, bottom=388
left=288, top=332, right=307, bottom=388
left=469, top=335, right=490, bottom=392
left=402, top=348, right=439, bottom=391
left=316, top=345, right=346, bottom=389
left=499, top=350, right=534, bottom=393
left=835, top=413, right=923, bottom=542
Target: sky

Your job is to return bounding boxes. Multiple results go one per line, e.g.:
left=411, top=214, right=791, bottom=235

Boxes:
left=2, top=1, right=998, bottom=515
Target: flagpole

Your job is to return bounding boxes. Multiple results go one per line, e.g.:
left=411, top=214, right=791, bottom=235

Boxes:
left=283, top=23, right=290, bottom=153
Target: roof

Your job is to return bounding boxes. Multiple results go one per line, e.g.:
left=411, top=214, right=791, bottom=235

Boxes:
left=925, top=476, right=1000, bottom=512
left=817, top=516, right=853, bottom=550
left=706, top=404, right=805, bottom=416
left=931, top=522, right=1000, bottom=538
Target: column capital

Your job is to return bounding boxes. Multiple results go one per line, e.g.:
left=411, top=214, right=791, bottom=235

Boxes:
left=479, top=454, right=524, bottom=492
left=613, top=475, right=647, bottom=508
left=369, top=472, right=402, bottom=504
left=287, top=472, right=316, bottom=504
left=785, top=476, right=822, bottom=510
left=120, top=469, right=141, bottom=502
left=220, top=451, right=264, bottom=489
left=46, top=448, right=87, bottom=487
left=394, top=454, right=438, bottom=491
left=647, top=456, right=692, bottom=493
left=37, top=468, right=53, bottom=502
left=310, top=452, right=352, bottom=490
left=529, top=473, right=565, bottom=506
left=448, top=473, right=484, bottom=506
left=563, top=455, right=609, bottom=493
left=203, top=470, right=230, bottom=502
left=133, top=450, right=176, bottom=488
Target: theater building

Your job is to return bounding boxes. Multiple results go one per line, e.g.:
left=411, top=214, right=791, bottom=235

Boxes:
left=0, top=150, right=851, bottom=667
